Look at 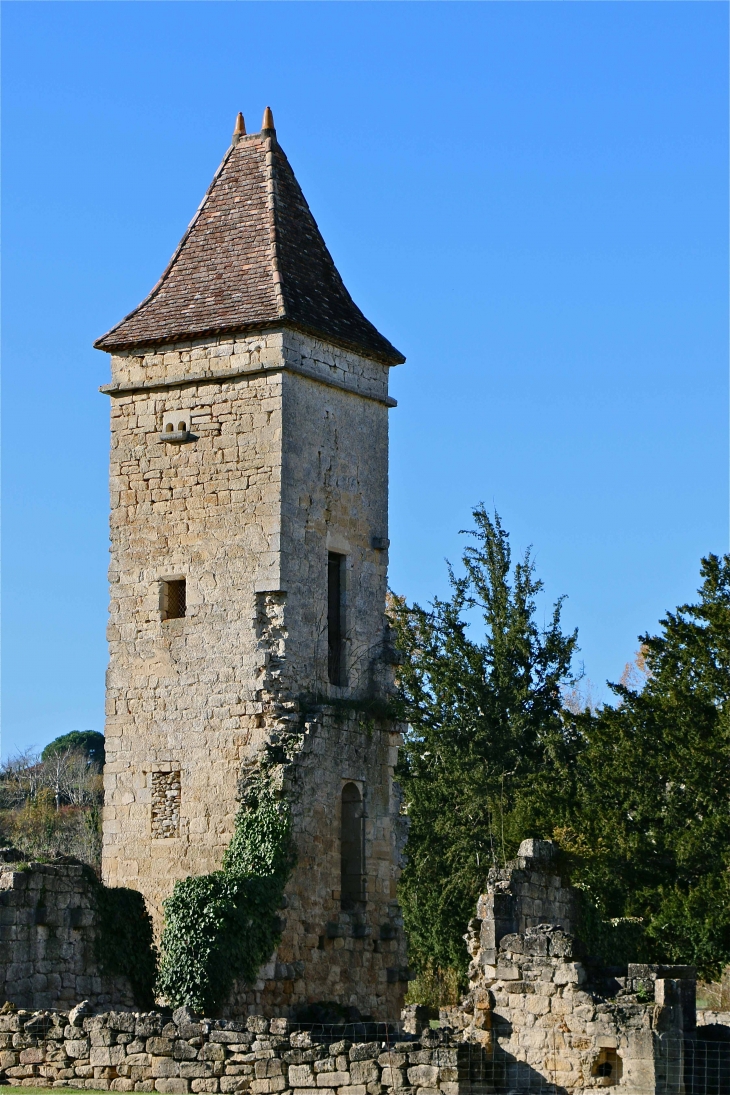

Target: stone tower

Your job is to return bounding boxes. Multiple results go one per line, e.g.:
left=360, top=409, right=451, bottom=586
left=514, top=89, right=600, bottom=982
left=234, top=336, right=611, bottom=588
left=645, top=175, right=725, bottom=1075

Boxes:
left=95, top=110, right=409, bottom=1018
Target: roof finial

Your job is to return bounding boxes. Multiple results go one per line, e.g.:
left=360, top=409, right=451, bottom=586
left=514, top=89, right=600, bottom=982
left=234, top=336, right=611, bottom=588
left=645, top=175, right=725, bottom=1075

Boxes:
left=232, top=112, right=246, bottom=146
left=261, top=106, right=275, bottom=133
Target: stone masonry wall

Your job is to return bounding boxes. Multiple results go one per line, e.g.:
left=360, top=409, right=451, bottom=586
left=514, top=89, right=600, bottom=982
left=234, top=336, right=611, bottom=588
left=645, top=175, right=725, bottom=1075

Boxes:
left=233, top=709, right=408, bottom=1020
left=102, top=329, right=405, bottom=1018
left=0, top=1008, right=461, bottom=1095
left=0, top=862, right=135, bottom=1013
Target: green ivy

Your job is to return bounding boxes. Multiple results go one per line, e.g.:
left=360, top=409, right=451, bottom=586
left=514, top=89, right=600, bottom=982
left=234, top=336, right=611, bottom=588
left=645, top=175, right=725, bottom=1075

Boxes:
left=95, top=881, right=158, bottom=1009
left=156, top=776, right=294, bottom=1014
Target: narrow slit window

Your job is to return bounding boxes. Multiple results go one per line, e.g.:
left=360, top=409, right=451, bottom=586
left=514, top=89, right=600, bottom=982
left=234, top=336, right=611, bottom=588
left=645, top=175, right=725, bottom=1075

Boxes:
left=328, top=552, right=345, bottom=685
left=341, top=782, right=364, bottom=909
left=161, top=579, right=186, bottom=620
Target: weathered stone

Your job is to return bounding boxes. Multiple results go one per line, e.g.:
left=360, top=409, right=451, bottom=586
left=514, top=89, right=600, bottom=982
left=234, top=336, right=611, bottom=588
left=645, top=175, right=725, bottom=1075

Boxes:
left=288, top=1064, right=315, bottom=1086
left=201, top=1045, right=226, bottom=1063
left=151, top=1057, right=181, bottom=1079
left=349, top=1061, right=379, bottom=1086
left=147, top=1040, right=175, bottom=1058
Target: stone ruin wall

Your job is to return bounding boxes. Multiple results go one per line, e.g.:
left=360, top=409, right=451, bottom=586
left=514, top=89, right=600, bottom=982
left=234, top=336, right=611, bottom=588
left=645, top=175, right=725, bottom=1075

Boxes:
left=442, top=839, right=695, bottom=1093
left=0, top=861, right=134, bottom=1014
left=233, top=708, right=409, bottom=1019
left=2, top=839, right=726, bottom=1094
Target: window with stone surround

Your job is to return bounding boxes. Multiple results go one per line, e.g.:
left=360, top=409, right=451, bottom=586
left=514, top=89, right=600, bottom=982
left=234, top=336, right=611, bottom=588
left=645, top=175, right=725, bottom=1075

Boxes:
left=328, top=553, right=346, bottom=685
left=151, top=771, right=181, bottom=838
left=341, top=782, right=364, bottom=909
left=161, top=579, right=186, bottom=621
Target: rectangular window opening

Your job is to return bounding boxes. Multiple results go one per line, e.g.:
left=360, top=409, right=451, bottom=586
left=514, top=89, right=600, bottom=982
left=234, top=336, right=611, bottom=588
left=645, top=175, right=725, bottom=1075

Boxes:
left=328, top=552, right=346, bottom=686
left=161, top=579, right=186, bottom=621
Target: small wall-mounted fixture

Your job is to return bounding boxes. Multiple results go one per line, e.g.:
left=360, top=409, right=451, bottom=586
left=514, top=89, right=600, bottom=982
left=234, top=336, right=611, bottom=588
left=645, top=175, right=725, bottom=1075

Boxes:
left=371, top=536, right=390, bottom=551
left=160, top=411, right=191, bottom=443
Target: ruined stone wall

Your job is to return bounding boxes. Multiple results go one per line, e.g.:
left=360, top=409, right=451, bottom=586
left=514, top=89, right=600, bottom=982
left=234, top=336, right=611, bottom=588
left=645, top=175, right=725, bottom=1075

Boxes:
left=446, top=840, right=693, bottom=1093
left=0, top=862, right=135, bottom=1013
left=237, top=709, right=408, bottom=1020
left=102, top=330, right=405, bottom=1017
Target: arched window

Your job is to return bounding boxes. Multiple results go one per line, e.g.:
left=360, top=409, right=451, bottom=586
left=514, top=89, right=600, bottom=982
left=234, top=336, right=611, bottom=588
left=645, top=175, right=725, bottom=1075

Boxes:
left=340, top=782, right=364, bottom=909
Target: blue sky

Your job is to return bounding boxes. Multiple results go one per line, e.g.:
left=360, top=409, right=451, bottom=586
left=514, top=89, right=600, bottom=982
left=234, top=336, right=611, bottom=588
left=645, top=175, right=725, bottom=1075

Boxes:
left=2, top=1, right=728, bottom=757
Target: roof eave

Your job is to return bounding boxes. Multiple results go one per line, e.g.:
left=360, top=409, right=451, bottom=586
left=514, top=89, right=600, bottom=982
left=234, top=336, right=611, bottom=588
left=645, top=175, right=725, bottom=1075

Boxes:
left=93, top=318, right=405, bottom=367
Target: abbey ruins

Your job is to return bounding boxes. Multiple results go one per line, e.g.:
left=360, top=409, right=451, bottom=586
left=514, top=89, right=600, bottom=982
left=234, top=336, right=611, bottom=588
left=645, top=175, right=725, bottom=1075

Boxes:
left=1, top=110, right=728, bottom=1094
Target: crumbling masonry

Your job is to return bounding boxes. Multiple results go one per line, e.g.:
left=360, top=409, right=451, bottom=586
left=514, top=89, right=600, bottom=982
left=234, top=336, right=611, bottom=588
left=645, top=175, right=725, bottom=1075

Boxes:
left=442, top=839, right=699, bottom=1093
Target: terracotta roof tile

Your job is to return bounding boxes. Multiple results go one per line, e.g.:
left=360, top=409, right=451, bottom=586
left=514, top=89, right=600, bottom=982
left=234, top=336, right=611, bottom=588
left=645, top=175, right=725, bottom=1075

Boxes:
left=94, top=129, right=404, bottom=365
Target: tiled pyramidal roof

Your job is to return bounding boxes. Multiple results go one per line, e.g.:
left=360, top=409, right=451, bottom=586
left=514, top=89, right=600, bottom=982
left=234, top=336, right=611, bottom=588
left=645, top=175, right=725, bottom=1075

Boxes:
left=94, top=113, right=405, bottom=365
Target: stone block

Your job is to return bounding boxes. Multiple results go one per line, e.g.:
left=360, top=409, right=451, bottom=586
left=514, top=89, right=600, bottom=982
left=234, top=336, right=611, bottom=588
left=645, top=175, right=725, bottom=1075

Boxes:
left=249, top=1079, right=286, bottom=1094
left=191, top=1082, right=220, bottom=1093
left=289, top=1065, right=315, bottom=1086
left=201, top=1046, right=226, bottom=1063
left=496, top=966, right=520, bottom=981
left=174, top=1043, right=199, bottom=1061
left=181, top=1064, right=215, bottom=1079
left=219, top=1080, right=247, bottom=1094
left=91, top=1047, right=127, bottom=1067
left=246, top=1020, right=269, bottom=1036
left=320, top=1074, right=349, bottom=1088
left=20, top=1048, right=45, bottom=1064
left=406, top=1067, right=439, bottom=1087
left=377, top=1055, right=405, bottom=1070
left=155, top=1081, right=190, bottom=1093
left=151, top=1058, right=181, bottom=1079
left=66, top=1042, right=91, bottom=1059
left=379, top=1068, right=406, bottom=1088
left=350, top=1063, right=379, bottom=1086
left=148, top=1041, right=175, bottom=1058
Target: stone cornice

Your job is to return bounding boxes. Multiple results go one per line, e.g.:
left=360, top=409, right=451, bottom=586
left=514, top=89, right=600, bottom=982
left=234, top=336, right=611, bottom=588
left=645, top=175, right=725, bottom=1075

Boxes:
left=100, top=361, right=397, bottom=407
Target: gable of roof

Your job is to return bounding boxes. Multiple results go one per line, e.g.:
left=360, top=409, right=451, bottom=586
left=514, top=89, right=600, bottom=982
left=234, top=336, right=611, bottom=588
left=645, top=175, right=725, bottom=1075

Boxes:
left=94, top=123, right=404, bottom=365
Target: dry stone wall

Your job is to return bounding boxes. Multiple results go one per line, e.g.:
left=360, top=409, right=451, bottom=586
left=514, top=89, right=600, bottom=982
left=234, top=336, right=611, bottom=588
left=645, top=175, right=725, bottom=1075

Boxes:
left=0, top=1008, right=459, bottom=1095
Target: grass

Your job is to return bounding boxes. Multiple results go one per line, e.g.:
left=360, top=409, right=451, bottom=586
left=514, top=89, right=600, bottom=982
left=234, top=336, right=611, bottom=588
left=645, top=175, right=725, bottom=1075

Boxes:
left=1, top=1088, right=111, bottom=1094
